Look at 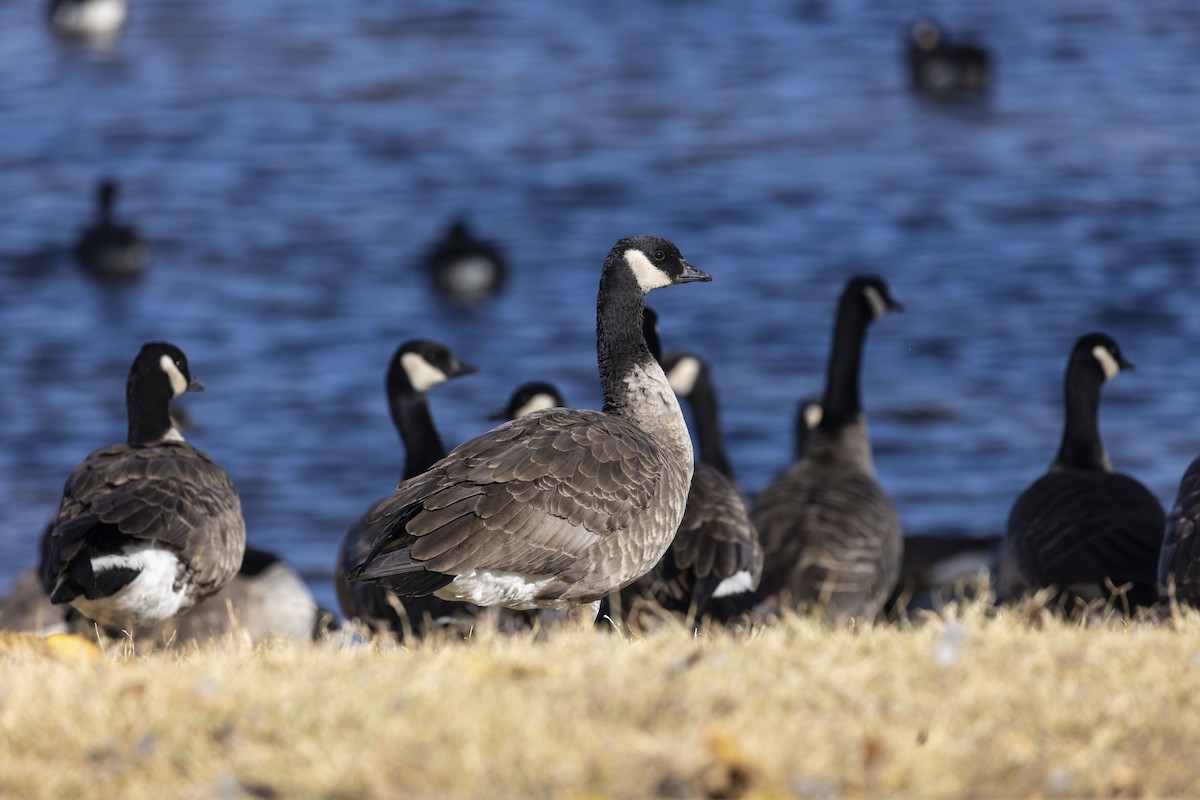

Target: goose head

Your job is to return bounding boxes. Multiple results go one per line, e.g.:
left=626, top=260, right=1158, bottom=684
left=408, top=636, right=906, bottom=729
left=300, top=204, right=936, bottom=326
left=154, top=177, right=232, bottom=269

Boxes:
left=389, top=339, right=477, bottom=395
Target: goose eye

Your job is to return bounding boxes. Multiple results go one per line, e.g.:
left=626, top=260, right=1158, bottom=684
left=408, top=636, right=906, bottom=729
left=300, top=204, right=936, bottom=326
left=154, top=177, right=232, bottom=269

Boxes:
left=653, top=250, right=665, bottom=262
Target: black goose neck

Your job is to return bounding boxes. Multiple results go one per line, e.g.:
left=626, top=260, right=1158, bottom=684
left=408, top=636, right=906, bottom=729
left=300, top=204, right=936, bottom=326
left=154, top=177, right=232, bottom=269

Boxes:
left=596, top=261, right=653, bottom=415
left=686, top=369, right=733, bottom=478
left=1054, top=357, right=1109, bottom=471
left=126, top=369, right=176, bottom=447
left=819, top=287, right=872, bottom=430
left=387, top=377, right=445, bottom=481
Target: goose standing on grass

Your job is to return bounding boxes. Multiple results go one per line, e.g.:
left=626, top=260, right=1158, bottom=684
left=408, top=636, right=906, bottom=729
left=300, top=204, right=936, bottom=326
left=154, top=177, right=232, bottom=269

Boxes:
left=907, top=19, right=991, bottom=94
left=752, top=275, right=903, bottom=621
left=1160, top=459, right=1200, bottom=607
left=48, top=0, right=128, bottom=41
left=426, top=219, right=507, bottom=304
left=336, top=340, right=477, bottom=635
left=618, top=350, right=762, bottom=620
left=348, top=236, right=710, bottom=624
left=74, top=179, right=147, bottom=280
left=1006, top=333, right=1164, bottom=610
left=41, top=342, right=246, bottom=631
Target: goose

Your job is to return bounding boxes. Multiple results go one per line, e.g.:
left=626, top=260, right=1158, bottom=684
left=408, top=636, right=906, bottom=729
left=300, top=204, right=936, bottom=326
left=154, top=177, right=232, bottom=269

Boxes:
left=426, top=219, right=507, bottom=304
left=793, top=398, right=823, bottom=461
left=617, top=351, right=762, bottom=621
left=335, top=339, right=477, bottom=636
left=151, top=546, right=325, bottom=645
left=347, top=235, right=710, bottom=624
left=752, top=275, right=903, bottom=621
left=1160, top=458, right=1200, bottom=607
left=41, top=342, right=246, bottom=630
left=491, top=381, right=566, bottom=422
left=48, top=0, right=128, bottom=40
left=73, top=180, right=147, bottom=280
left=1005, top=333, right=1164, bottom=611
left=907, top=19, right=991, bottom=94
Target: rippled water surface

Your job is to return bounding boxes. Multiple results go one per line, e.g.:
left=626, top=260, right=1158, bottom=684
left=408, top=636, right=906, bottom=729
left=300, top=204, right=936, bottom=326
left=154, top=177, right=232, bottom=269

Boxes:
left=3, top=0, right=1199, bottom=608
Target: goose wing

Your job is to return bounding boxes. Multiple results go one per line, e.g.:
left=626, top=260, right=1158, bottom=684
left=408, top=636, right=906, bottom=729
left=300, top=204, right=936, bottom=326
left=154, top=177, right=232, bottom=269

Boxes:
left=45, top=443, right=245, bottom=595
left=1007, top=470, right=1163, bottom=592
left=349, top=407, right=672, bottom=594
left=1162, top=457, right=1200, bottom=603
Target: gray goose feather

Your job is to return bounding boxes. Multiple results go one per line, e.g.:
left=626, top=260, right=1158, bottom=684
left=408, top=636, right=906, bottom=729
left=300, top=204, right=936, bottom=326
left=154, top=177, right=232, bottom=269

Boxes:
left=1006, top=333, right=1164, bottom=610
left=1161, top=457, right=1200, bottom=606
left=335, top=340, right=476, bottom=634
left=348, top=236, right=710, bottom=614
left=619, top=351, right=762, bottom=618
left=42, top=342, right=245, bottom=630
left=752, top=275, right=903, bottom=621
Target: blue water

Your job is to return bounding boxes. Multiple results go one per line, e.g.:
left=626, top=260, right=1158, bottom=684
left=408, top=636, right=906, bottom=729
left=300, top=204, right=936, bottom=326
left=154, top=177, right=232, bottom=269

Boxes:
left=3, top=0, right=1199, bottom=610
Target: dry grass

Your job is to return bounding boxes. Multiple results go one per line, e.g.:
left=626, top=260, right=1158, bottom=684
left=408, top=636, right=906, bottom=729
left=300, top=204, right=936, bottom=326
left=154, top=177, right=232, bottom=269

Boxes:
left=2, top=601, right=1199, bottom=799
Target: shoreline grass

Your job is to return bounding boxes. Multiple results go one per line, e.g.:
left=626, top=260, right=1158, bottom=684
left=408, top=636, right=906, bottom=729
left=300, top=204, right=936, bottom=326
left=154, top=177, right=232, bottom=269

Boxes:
left=2, top=603, right=1199, bottom=799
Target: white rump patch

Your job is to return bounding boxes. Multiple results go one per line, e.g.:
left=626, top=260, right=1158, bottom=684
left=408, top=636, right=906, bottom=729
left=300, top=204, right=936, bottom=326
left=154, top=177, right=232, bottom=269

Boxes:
left=437, top=570, right=558, bottom=611
left=1091, top=345, right=1121, bottom=381
left=401, top=352, right=449, bottom=393
left=71, top=544, right=189, bottom=628
left=624, top=249, right=672, bottom=293
left=863, top=285, right=890, bottom=320
left=160, top=355, right=189, bottom=397
left=666, top=356, right=702, bottom=397
left=713, top=570, right=756, bottom=598
left=514, top=392, right=559, bottom=419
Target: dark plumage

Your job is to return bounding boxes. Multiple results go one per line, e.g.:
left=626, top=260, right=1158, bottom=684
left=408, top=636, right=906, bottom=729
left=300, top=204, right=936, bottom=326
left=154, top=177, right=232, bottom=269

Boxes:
left=1005, top=333, right=1164, bottom=611
left=908, top=19, right=991, bottom=94
left=42, top=342, right=246, bottom=630
left=348, top=236, right=710, bottom=622
left=427, top=219, right=507, bottom=304
left=1161, top=458, right=1200, bottom=606
left=753, top=276, right=904, bottom=621
left=618, top=351, right=762, bottom=620
left=74, top=180, right=147, bottom=280
left=335, top=340, right=477, bottom=636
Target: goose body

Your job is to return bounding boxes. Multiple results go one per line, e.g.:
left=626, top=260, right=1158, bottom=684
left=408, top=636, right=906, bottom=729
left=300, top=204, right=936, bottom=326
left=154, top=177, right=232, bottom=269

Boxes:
left=753, top=276, right=903, bottom=621
left=1005, top=333, right=1164, bottom=610
left=619, top=352, right=762, bottom=618
left=335, top=340, right=476, bottom=634
left=348, top=236, right=710, bottom=617
left=48, top=0, right=128, bottom=40
left=1161, top=457, right=1200, bottom=606
left=74, top=180, right=147, bottom=280
left=908, top=19, right=991, bottom=94
left=427, top=219, right=507, bottom=304
left=42, top=343, right=245, bottom=630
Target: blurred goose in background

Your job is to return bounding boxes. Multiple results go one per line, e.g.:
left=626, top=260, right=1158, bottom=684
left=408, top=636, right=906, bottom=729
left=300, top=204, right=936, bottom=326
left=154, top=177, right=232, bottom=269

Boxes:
left=1160, top=459, right=1200, bottom=607
left=752, top=275, right=903, bottom=622
left=492, top=381, right=566, bottom=422
left=907, top=19, right=991, bottom=94
left=791, top=397, right=1000, bottom=615
left=1005, top=333, right=1164, bottom=612
left=426, top=218, right=507, bottom=304
left=348, top=236, right=710, bottom=625
left=617, top=346, right=762, bottom=623
left=150, top=546, right=326, bottom=645
left=42, top=342, right=246, bottom=631
left=336, top=340, right=477, bottom=637
left=73, top=179, right=147, bottom=280
left=48, top=0, right=128, bottom=41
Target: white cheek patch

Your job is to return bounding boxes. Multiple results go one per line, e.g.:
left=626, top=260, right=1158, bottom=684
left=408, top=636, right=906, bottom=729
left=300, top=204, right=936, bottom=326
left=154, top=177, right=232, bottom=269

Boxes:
left=514, top=393, right=559, bottom=419
left=160, top=355, right=189, bottom=397
left=401, top=352, right=449, bottom=393
left=863, top=285, right=890, bottom=320
left=624, top=249, right=672, bottom=293
left=1092, top=345, right=1121, bottom=381
left=666, top=356, right=702, bottom=397
left=803, top=403, right=824, bottom=430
